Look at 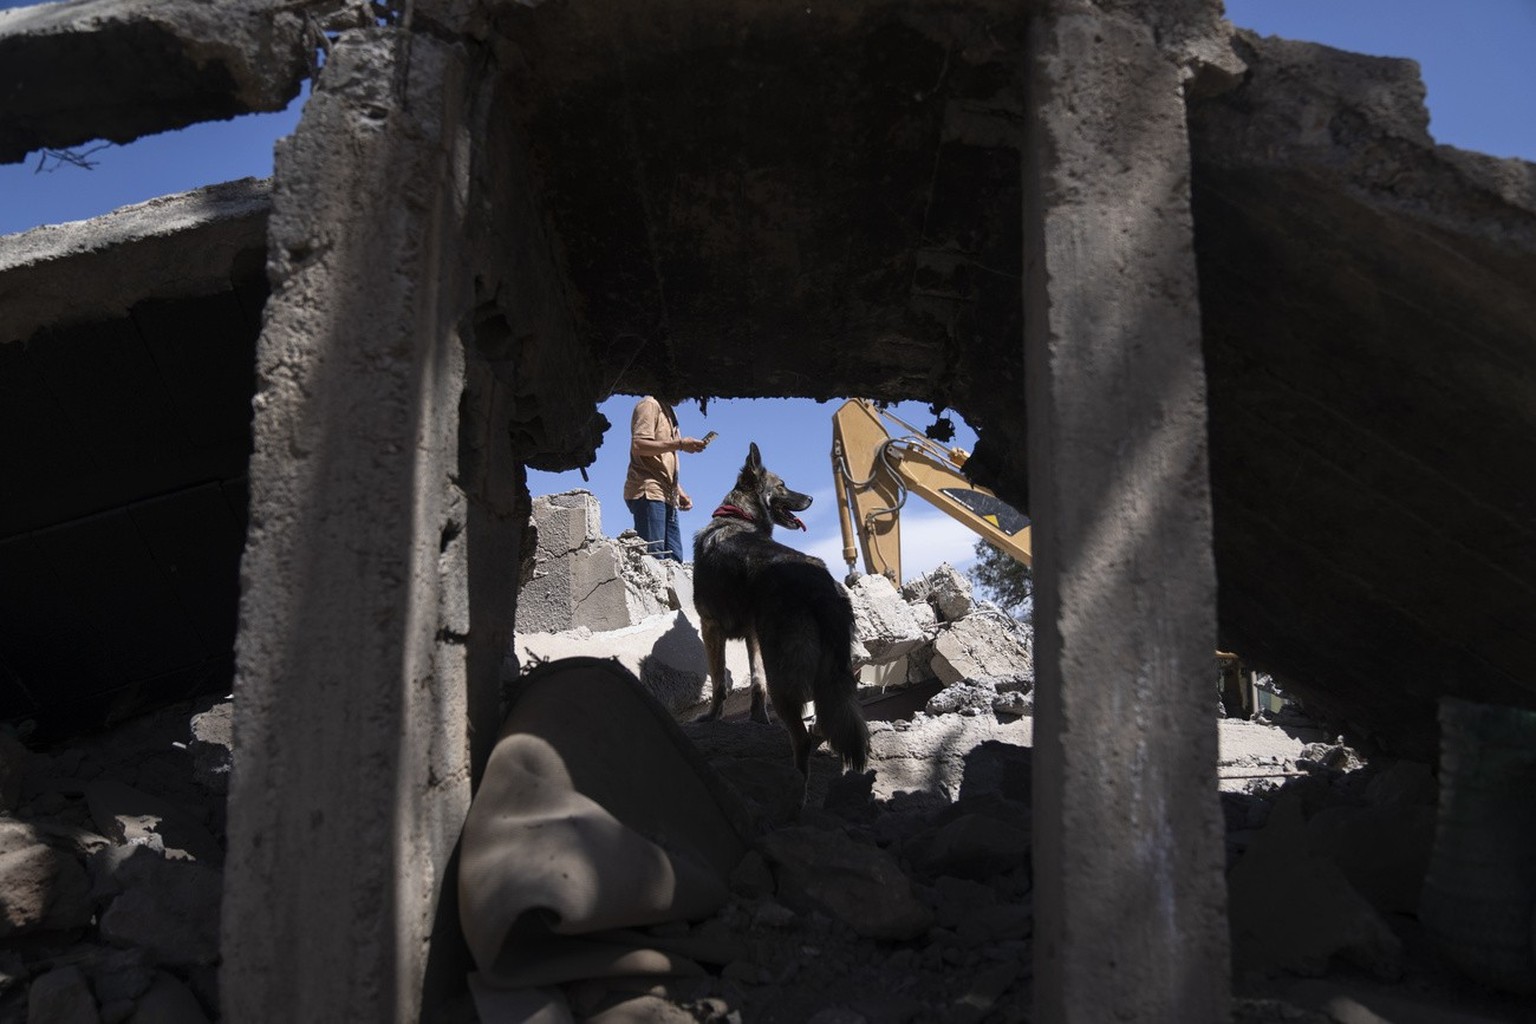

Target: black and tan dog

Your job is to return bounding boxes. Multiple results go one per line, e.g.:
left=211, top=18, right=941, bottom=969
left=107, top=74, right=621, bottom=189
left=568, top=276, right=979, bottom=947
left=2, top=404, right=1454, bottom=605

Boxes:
left=692, top=443, right=869, bottom=780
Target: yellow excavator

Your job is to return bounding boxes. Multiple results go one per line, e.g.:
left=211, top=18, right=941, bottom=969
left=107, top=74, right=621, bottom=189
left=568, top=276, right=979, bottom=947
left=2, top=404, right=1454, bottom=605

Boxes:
left=830, top=398, right=1032, bottom=586
left=833, top=399, right=1264, bottom=716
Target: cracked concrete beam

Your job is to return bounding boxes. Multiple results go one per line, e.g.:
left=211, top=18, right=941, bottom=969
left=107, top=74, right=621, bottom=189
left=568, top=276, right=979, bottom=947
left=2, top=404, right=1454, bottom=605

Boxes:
left=0, top=0, right=336, bottom=164
left=0, top=177, right=270, bottom=345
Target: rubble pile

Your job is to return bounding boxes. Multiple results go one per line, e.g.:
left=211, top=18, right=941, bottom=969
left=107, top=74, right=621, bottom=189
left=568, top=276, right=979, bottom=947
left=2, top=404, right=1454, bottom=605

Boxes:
left=0, top=700, right=227, bottom=1024
left=3, top=490, right=1529, bottom=1022
left=515, top=491, right=1036, bottom=725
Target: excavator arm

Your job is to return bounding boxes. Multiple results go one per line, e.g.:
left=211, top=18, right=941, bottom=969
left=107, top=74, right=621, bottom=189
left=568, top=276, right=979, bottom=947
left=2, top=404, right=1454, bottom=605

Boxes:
left=831, top=398, right=1032, bottom=585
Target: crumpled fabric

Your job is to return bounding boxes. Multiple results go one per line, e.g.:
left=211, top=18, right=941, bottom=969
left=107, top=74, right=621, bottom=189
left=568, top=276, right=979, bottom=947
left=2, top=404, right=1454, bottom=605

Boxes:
left=458, top=657, right=752, bottom=1021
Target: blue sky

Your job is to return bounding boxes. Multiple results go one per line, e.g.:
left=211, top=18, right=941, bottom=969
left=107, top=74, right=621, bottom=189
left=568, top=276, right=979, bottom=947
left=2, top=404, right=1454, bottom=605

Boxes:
left=3, top=0, right=1532, bottom=580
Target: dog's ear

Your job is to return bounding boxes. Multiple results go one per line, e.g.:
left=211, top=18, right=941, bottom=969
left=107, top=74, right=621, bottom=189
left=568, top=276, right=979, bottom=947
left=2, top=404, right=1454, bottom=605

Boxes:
left=747, top=442, right=762, bottom=470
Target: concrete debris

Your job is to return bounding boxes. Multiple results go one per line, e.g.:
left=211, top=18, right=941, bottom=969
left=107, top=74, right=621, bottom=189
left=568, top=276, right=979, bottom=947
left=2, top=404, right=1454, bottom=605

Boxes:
left=1, top=651, right=1522, bottom=1023
left=926, top=678, right=1035, bottom=719
left=901, top=563, right=975, bottom=624
left=26, top=965, right=97, bottom=1024
left=515, top=491, right=678, bottom=635
left=928, top=610, right=1033, bottom=689
left=1229, top=791, right=1404, bottom=980
left=186, top=703, right=232, bottom=797
left=516, top=491, right=1036, bottom=723
left=866, top=717, right=1033, bottom=803
left=846, top=575, right=934, bottom=664
left=0, top=823, right=92, bottom=939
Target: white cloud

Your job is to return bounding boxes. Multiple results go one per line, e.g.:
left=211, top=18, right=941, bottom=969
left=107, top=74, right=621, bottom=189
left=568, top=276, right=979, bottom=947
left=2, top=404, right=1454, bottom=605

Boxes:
left=798, top=509, right=978, bottom=582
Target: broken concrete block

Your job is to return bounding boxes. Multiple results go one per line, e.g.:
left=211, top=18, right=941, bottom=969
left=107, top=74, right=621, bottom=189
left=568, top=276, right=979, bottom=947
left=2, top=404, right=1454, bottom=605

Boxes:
left=847, top=574, right=933, bottom=664
left=616, top=535, right=675, bottom=622
left=866, top=716, right=1033, bottom=802
left=129, top=971, right=210, bottom=1024
left=926, top=679, right=1002, bottom=717
left=516, top=541, right=628, bottom=633
left=27, top=965, right=98, bottom=1024
left=187, top=701, right=231, bottom=796
left=1228, top=793, right=1403, bottom=979
left=902, top=563, right=975, bottom=623
left=0, top=823, right=92, bottom=938
left=98, top=851, right=222, bottom=967
left=531, top=490, right=603, bottom=557
left=929, top=612, right=1033, bottom=688
left=1306, top=803, right=1436, bottom=916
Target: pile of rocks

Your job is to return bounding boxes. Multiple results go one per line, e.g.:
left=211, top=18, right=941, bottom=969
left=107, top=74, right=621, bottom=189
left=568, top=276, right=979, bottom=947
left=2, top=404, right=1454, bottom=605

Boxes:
left=0, top=699, right=230, bottom=1023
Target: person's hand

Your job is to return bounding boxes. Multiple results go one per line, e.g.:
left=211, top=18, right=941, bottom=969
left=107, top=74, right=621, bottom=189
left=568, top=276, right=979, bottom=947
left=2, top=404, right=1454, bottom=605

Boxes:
left=677, top=490, right=693, bottom=512
left=678, top=437, right=708, bottom=454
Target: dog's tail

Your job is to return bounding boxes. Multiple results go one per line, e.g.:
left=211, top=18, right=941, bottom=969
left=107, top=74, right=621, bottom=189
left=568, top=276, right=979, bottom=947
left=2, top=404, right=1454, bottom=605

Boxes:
left=815, top=645, right=870, bottom=773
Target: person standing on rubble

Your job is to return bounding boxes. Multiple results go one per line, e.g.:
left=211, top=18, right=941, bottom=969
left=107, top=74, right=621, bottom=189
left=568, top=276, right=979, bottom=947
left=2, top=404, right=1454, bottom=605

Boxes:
left=624, top=395, right=709, bottom=561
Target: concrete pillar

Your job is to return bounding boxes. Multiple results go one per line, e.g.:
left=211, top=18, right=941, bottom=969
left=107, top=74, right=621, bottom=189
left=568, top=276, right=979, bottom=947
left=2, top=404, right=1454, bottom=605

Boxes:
left=1023, top=7, right=1230, bottom=1023
left=222, top=29, right=484, bottom=1023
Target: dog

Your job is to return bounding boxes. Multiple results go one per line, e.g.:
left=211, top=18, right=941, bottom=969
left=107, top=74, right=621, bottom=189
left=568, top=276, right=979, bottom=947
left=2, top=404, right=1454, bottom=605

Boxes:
left=692, top=442, right=869, bottom=780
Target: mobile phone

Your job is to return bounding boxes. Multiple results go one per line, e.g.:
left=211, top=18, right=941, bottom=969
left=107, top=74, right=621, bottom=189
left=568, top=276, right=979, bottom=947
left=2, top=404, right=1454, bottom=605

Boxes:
left=701, top=431, right=719, bottom=446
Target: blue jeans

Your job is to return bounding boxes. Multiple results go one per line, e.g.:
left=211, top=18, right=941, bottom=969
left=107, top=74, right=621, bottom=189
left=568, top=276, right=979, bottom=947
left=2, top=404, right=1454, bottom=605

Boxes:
left=626, top=498, right=683, bottom=562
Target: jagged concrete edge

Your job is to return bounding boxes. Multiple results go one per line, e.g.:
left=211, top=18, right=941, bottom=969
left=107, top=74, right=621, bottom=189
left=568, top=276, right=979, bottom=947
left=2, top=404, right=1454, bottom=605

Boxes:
left=0, top=177, right=271, bottom=346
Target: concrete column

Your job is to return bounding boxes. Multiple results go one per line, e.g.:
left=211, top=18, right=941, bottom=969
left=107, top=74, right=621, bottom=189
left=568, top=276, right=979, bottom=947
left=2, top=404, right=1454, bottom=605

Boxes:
left=222, top=30, right=482, bottom=1023
left=1023, top=7, right=1229, bottom=1023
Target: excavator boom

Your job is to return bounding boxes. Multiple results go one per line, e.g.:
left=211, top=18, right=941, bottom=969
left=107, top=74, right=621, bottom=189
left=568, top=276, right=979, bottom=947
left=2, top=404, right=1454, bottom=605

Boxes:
left=831, top=399, right=1031, bottom=585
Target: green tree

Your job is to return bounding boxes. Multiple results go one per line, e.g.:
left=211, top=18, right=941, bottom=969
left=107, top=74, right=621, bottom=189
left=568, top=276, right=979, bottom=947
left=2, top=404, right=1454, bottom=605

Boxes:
left=967, top=538, right=1033, bottom=618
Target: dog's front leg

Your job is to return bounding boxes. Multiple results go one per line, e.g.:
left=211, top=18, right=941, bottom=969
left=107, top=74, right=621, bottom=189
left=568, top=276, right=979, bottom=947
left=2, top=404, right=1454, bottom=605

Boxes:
left=745, top=629, right=771, bottom=724
left=698, top=618, right=728, bottom=721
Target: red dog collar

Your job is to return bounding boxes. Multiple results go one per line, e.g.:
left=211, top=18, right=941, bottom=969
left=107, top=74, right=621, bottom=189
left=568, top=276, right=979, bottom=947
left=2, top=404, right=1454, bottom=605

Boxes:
left=711, top=503, right=756, bottom=522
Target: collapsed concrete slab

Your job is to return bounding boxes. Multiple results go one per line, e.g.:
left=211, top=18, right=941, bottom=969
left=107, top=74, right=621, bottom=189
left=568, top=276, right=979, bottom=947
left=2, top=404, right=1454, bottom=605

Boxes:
left=514, top=491, right=672, bottom=635
left=0, top=0, right=334, bottom=164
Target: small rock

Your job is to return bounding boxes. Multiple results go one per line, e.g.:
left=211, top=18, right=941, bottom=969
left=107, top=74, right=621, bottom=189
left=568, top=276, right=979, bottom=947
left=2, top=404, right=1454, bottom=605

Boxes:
left=28, top=965, right=100, bottom=1024
left=0, top=824, right=93, bottom=938
left=187, top=703, right=232, bottom=796
left=951, top=961, right=1022, bottom=1024
left=728, top=850, right=775, bottom=898
left=127, top=971, right=209, bottom=1024
left=85, top=947, right=155, bottom=1007
left=751, top=900, right=796, bottom=929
